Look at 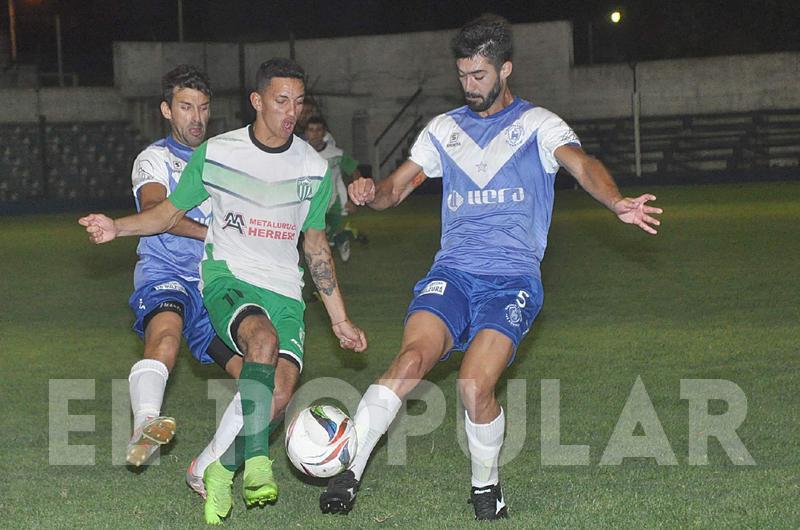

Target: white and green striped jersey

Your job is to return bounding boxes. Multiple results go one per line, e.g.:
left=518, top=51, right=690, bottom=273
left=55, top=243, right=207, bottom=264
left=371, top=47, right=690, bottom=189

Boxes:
left=170, top=125, right=332, bottom=301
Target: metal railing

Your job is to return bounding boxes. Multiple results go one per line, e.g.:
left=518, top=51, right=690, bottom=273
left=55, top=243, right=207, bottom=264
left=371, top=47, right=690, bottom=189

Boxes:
left=372, top=87, right=422, bottom=179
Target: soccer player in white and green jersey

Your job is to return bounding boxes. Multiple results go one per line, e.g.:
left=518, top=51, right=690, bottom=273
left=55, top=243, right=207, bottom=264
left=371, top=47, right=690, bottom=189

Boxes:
left=80, top=58, right=367, bottom=524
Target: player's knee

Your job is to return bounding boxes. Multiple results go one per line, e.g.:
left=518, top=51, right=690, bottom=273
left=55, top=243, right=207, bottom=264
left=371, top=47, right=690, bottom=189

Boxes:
left=143, top=332, right=180, bottom=370
left=385, top=347, right=429, bottom=383
left=241, top=332, right=278, bottom=364
left=237, top=324, right=279, bottom=364
left=457, top=376, right=495, bottom=410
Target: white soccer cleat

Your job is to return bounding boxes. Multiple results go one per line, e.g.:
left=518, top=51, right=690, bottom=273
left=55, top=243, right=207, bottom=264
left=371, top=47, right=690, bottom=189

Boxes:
left=126, top=416, right=176, bottom=467
left=186, top=457, right=207, bottom=499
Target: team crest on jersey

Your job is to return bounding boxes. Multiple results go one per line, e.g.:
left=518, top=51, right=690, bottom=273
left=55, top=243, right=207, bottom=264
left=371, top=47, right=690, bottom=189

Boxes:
left=446, top=132, right=462, bottom=149
left=172, top=160, right=183, bottom=170
left=296, top=176, right=313, bottom=201
left=505, top=123, right=525, bottom=147
left=222, top=212, right=245, bottom=234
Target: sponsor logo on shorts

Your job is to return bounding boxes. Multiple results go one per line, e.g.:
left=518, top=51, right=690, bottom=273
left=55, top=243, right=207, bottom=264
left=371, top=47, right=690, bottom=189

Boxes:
left=153, top=281, right=188, bottom=295
left=222, top=212, right=245, bottom=234
left=420, top=280, right=447, bottom=296
left=505, top=123, right=525, bottom=147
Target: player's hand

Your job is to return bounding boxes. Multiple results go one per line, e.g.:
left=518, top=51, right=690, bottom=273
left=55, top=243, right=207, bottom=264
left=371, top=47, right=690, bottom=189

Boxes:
left=332, top=319, right=367, bottom=352
left=348, top=177, right=376, bottom=206
left=612, top=194, right=662, bottom=235
left=78, top=213, right=118, bottom=244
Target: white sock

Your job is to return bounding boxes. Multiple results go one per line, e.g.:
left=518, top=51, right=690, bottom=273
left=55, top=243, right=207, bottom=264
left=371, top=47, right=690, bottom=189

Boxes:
left=349, top=384, right=403, bottom=481
left=194, top=393, right=243, bottom=475
left=129, top=359, right=169, bottom=430
left=464, top=408, right=505, bottom=487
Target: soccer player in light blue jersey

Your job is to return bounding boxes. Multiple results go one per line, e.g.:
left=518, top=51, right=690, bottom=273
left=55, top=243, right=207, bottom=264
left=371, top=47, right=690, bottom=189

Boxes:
left=320, top=14, right=662, bottom=520
left=122, top=65, right=240, bottom=466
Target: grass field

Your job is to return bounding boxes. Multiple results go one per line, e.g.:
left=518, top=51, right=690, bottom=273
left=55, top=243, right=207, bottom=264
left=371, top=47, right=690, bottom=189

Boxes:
left=1, top=181, right=799, bottom=528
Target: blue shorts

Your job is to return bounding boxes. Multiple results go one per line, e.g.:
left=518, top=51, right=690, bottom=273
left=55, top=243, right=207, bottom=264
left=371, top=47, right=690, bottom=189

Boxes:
left=406, top=266, right=543, bottom=364
left=129, top=277, right=215, bottom=364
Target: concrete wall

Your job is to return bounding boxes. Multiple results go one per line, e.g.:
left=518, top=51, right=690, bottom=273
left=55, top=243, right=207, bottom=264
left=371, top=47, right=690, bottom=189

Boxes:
left=113, top=42, right=241, bottom=98
left=566, top=52, right=800, bottom=119
left=2, top=21, right=797, bottom=161
left=108, top=21, right=800, bottom=170
left=0, top=87, right=129, bottom=122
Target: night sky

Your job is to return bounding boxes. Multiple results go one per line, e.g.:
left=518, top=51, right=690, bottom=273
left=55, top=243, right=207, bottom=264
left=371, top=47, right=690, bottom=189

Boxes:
left=7, top=0, right=800, bottom=85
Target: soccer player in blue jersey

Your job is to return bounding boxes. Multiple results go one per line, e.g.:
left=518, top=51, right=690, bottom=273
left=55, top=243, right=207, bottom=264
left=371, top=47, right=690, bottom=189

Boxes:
left=320, top=14, right=662, bottom=520
left=123, top=65, right=241, bottom=466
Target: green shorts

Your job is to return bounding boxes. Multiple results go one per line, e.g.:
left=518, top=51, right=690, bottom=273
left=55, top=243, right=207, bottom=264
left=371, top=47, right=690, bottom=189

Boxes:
left=201, top=260, right=306, bottom=372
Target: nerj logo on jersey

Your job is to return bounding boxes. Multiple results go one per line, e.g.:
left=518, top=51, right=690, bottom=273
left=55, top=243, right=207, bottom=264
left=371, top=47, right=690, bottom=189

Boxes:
left=446, top=187, right=525, bottom=212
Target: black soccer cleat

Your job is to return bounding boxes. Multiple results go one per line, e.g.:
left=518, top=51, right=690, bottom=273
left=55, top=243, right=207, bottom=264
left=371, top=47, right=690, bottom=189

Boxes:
left=320, top=470, right=359, bottom=514
left=468, top=483, right=509, bottom=521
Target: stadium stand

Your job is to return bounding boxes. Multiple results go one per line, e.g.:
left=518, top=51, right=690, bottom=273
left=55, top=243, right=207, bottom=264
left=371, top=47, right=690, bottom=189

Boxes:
left=570, top=109, right=800, bottom=182
left=0, top=121, right=147, bottom=208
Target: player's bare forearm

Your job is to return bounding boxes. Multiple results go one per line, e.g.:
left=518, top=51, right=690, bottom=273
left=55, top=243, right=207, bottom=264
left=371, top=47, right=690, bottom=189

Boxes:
left=556, top=145, right=623, bottom=210
left=555, top=144, right=662, bottom=234
left=166, top=216, right=207, bottom=240
left=351, top=160, right=423, bottom=210
left=116, top=199, right=186, bottom=237
left=302, top=228, right=348, bottom=324
left=138, top=182, right=206, bottom=240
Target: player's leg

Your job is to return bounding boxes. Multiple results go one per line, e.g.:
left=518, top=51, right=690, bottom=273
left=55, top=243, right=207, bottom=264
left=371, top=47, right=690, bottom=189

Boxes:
left=458, top=274, right=544, bottom=520
left=199, top=358, right=299, bottom=523
left=458, top=330, right=514, bottom=520
left=190, top=305, right=303, bottom=499
left=127, top=284, right=188, bottom=466
left=320, top=310, right=453, bottom=514
left=185, top=335, right=242, bottom=499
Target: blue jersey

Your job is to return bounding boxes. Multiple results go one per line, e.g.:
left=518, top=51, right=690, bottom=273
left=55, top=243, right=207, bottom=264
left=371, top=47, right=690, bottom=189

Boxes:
left=131, top=136, right=212, bottom=289
left=409, top=98, right=580, bottom=278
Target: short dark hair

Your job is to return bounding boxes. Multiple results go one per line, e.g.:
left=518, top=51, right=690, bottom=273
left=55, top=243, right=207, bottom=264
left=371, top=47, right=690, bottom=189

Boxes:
left=451, top=14, right=513, bottom=67
left=306, top=115, right=327, bottom=130
left=255, top=58, right=305, bottom=92
left=161, top=64, right=212, bottom=105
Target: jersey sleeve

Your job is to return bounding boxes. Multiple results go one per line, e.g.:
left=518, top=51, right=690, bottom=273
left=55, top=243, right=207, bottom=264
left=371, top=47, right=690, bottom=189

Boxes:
left=339, top=152, right=358, bottom=176
left=169, top=141, right=210, bottom=210
left=302, top=167, right=333, bottom=232
left=409, top=119, right=443, bottom=178
left=131, top=149, right=169, bottom=194
left=535, top=109, right=581, bottom=174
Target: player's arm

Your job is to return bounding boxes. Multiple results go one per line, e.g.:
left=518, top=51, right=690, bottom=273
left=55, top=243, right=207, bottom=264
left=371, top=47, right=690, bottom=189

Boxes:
left=555, top=144, right=662, bottom=235
left=348, top=159, right=425, bottom=210
left=79, top=199, right=187, bottom=244
left=138, top=183, right=207, bottom=241
left=302, top=227, right=367, bottom=352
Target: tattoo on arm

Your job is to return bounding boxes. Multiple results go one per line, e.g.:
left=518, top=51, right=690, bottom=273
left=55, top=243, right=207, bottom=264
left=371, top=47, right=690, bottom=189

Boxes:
left=304, top=245, right=337, bottom=296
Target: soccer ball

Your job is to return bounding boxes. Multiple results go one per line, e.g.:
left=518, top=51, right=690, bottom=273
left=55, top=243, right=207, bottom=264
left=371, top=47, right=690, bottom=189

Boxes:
left=285, top=404, right=357, bottom=478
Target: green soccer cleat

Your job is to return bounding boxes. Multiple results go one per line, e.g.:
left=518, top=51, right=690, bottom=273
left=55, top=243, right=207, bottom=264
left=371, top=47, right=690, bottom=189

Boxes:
left=203, top=460, right=234, bottom=525
left=126, top=416, right=176, bottom=466
left=242, top=455, right=278, bottom=507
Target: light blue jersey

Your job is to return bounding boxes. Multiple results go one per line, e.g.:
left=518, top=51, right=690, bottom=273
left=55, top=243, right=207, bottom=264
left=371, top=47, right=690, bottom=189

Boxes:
left=409, top=98, right=579, bottom=278
left=131, top=136, right=212, bottom=289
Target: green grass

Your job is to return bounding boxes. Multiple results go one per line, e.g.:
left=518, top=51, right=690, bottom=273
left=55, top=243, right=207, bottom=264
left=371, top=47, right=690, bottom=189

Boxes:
left=1, top=181, right=799, bottom=528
